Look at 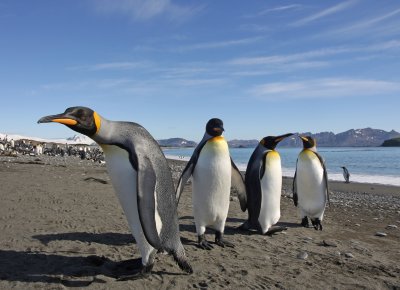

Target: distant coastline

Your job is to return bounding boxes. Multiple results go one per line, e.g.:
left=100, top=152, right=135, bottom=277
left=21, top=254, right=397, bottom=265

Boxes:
left=2, top=127, right=400, bottom=148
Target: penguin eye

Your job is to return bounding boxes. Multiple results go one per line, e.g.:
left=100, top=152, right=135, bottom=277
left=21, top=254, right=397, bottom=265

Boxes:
left=76, top=109, right=86, bottom=120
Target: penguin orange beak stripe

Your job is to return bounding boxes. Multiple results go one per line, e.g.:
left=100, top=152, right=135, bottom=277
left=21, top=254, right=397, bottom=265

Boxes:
left=51, top=118, right=78, bottom=126
left=300, top=136, right=308, bottom=142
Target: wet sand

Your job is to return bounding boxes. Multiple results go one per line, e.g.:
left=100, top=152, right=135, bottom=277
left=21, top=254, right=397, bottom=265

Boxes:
left=0, top=155, right=399, bottom=289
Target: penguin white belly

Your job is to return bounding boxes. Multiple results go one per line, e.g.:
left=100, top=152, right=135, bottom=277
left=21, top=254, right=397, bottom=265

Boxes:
left=296, top=151, right=326, bottom=219
left=101, top=145, right=160, bottom=264
left=192, top=137, right=231, bottom=231
left=259, top=151, right=282, bottom=233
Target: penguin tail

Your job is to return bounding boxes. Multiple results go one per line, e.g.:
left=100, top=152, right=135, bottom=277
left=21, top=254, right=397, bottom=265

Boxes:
left=171, top=250, right=193, bottom=274
left=169, top=244, right=193, bottom=274
left=293, top=192, right=298, bottom=207
left=173, top=253, right=193, bottom=274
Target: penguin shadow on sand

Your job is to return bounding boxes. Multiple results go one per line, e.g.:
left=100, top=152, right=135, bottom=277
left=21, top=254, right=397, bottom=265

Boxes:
left=32, top=232, right=134, bottom=246
left=0, top=249, right=182, bottom=286
left=0, top=249, right=120, bottom=286
left=0, top=232, right=183, bottom=286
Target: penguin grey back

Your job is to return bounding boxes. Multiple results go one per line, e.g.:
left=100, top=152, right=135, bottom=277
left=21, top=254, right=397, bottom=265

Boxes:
left=38, top=107, right=192, bottom=274
left=93, top=119, right=182, bottom=250
left=245, top=144, right=266, bottom=223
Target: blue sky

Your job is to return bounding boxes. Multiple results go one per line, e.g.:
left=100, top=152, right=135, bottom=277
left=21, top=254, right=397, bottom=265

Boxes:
left=1, top=0, right=400, bottom=141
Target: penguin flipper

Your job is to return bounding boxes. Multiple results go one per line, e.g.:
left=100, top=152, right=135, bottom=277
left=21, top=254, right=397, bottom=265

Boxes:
left=175, top=161, right=194, bottom=204
left=137, top=156, right=162, bottom=249
left=230, top=157, right=247, bottom=211
left=175, top=137, right=209, bottom=204
left=293, top=160, right=298, bottom=207
left=293, top=191, right=298, bottom=207
left=245, top=153, right=263, bottom=225
left=313, top=152, right=330, bottom=206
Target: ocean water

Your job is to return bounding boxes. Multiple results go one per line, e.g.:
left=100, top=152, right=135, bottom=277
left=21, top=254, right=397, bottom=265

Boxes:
left=163, top=147, right=400, bottom=186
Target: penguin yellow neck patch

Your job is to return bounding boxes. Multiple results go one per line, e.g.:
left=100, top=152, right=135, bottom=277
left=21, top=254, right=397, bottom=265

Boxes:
left=210, top=136, right=225, bottom=142
left=93, top=111, right=101, bottom=134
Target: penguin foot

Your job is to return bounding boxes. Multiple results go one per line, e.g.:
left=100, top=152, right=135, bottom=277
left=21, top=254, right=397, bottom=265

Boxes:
left=238, top=221, right=251, bottom=231
left=301, top=216, right=309, bottom=228
left=265, top=226, right=288, bottom=236
left=198, top=234, right=213, bottom=250
left=115, top=262, right=153, bottom=281
left=311, top=219, right=323, bottom=231
left=238, top=221, right=262, bottom=234
left=215, top=232, right=234, bottom=248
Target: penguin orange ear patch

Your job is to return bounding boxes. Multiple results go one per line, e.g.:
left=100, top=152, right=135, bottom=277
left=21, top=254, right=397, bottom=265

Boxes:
left=52, top=119, right=78, bottom=126
left=93, top=111, right=101, bottom=134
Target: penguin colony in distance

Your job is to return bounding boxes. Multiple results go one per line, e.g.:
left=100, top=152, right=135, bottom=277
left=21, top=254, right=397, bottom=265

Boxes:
left=293, top=136, right=329, bottom=230
left=176, top=118, right=246, bottom=250
left=240, top=134, right=293, bottom=234
left=38, top=107, right=193, bottom=279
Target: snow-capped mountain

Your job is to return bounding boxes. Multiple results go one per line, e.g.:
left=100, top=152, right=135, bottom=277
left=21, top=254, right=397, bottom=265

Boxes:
left=0, top=133, right=94, bottom=145
left=66, top=134, right=95, bottom=145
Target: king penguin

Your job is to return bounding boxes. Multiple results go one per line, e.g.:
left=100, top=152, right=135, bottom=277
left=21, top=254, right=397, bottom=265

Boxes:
left=293, top=136, right=329, bottom=230
left=38, top=106, right=192, bottom=278
left=240, top=133, right=293, bottom=234
left=176, top=118, right=246, bottom=250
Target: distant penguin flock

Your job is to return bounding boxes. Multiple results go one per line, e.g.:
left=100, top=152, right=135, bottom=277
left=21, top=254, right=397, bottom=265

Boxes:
left=38, top=106, right=330, bottom=279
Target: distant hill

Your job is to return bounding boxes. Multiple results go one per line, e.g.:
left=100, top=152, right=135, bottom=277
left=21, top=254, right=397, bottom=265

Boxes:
left=228, top=139, right=259, bottom=148
left=277, top=128, right=400, bottom=147
left=381, top=137, right=400, bottom=147
left=157, top=138, right=197, bottom=148
left=2, top=128, right=399, bottom=148
left=227, top=128, right=400, bottom=148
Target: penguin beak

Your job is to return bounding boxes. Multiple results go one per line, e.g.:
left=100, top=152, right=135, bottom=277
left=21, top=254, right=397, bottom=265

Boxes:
left=38, top=113, right=78, bottom=126
left=299, top=136, right=308, bottom=142
left=213, top=126, right=224, bottom=133
left=274, top=133, right=293, bottom=144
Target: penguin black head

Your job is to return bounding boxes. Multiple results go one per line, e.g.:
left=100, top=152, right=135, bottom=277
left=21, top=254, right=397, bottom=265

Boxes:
left=260, top=133, right=293, bottom=150
left=206, top=118, right=224, bottom=137
left=299, top=136, right=316, bottom=149
left=38, top=106, right=101, bottom=137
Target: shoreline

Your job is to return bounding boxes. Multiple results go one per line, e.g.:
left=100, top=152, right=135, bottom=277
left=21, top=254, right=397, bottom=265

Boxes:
left=163, top=147, right=400, bottom=187
left=167, top=157, right=400, bottom=194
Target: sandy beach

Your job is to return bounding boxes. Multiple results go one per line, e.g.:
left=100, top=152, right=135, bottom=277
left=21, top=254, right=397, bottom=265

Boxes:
left=0, top=155, right=399, bottom=289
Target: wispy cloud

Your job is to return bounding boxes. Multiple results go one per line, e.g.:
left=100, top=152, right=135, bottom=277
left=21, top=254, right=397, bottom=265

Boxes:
left=68, top=61, right=152, bottom=71
left=249, top=78, right=400, bottom=100
left=177, top=36, right=264, bottom=51
left=228, top=47, right=352, bottom=66
left=92, top=0, right=203, bottom=22
left=366, top=40, right=400, bottom=51
left=239, top=23, right=271, bottom=33
left=329, top=8, right=400, bottom=36
left=243, top=4, right=301, bottom=18
left=291, top=0, right=357, bottom=27
left=232, top=61, right=329, bottom=76
left=228, top=40, right=400, bottom=67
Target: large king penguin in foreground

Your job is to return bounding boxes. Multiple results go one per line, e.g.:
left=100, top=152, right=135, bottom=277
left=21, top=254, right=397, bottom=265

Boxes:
left=38, top=107, right=192, bottom=278
left=176, top=118, right=246, bottom=250
left=293, top=136, right=329, bottom=230
left=240, top=134, right=293, bottom=234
